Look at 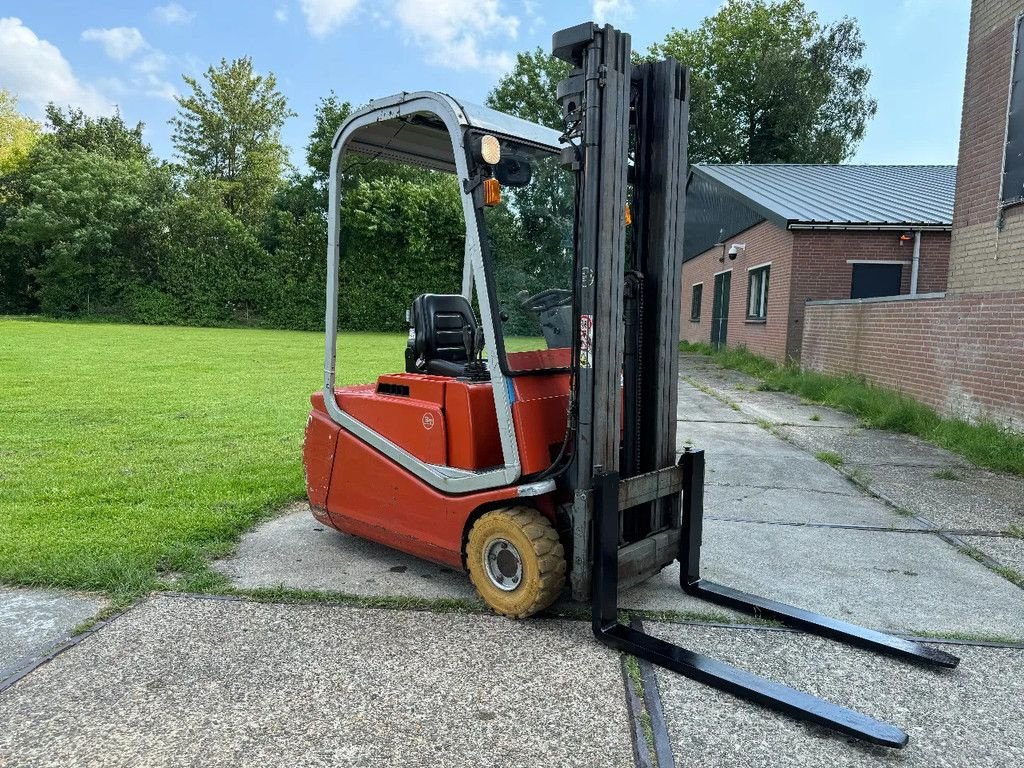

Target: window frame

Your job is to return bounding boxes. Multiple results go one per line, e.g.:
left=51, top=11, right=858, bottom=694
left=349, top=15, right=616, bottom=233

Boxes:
left=690, top=282, right=703, bottom=321
left=746, top=263, right=770, bottom=322
left=1000, top=13, right=1024, bottom=208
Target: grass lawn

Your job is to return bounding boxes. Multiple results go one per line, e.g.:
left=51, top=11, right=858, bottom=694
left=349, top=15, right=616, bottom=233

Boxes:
left=681, top=341, right=1024, bottom=477
left=0, top=318, right=405, bottom=601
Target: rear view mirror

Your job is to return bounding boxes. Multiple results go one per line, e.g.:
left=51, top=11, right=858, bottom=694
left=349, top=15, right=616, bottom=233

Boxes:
left=494, top=155, right=532, bottom=187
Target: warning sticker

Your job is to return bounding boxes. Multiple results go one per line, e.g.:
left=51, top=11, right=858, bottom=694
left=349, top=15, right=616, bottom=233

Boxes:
left=579, top=314, right=594, bottom=369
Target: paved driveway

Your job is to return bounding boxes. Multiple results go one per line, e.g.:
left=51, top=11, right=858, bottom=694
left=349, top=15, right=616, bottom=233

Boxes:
left=3, top=355, right=1024, bottom=767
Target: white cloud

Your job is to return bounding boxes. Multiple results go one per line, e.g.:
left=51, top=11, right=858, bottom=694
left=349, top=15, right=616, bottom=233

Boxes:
left=275, top=5, right=289, bottom=23
left=522, top=0, right=544, bottom=34
left=81, top=26, right=148, bottom=61
left=0, top=17, right=112, bottom=116
left=153, top=3, right=195, bottom=25
left=299, top=0, right=360, bottom=38
left=296, top=0, right=517, bottom=71
left=136, top=50, right=169, bottom=74
left=80, top=25, right=177, bottom=102
left=392, top=0, right=518, bottom=71
left=593, top=0, right=634, bottom=23
left=141, top=73, right=177, bottom=101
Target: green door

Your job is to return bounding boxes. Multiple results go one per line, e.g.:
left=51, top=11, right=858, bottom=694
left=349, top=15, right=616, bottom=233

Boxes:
left=711, top=271, right=731, bottom=349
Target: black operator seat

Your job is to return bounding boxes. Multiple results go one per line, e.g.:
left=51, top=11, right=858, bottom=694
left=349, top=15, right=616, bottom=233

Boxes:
left=405, top=294, right=479, bottom=377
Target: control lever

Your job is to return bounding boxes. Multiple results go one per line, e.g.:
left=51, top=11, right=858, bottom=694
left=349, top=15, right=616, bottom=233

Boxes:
left=462, top=324, right=477, bottom=361
left=461, top=324, right=489, bottom=381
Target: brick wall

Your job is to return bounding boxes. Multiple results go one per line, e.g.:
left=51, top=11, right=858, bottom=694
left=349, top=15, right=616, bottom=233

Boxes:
left=788, top=230, right=950, bottom=360
left=948, top=0, right=1024, bottom=291
left=802, top=291, right=1024, bottom=428
left=680, top=222, right=951, bottom=363
left=680, top=220, right=794, bottom=362
left=950, top=192, right=1024, bottom=292
left=800, top=0, right=1024, bottom=432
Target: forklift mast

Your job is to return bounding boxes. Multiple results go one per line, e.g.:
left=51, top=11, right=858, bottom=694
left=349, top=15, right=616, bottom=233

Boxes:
left=556, top=22, right=689, bottom=602
left=551, top=22, right=959, bottom=749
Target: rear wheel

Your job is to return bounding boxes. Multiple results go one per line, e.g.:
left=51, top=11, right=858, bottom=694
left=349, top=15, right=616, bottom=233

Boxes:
left=466, top=506, right=566, bottom=618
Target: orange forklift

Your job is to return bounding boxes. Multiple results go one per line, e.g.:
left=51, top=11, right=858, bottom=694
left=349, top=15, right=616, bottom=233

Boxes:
left=303, top=22, right=958, bottom=748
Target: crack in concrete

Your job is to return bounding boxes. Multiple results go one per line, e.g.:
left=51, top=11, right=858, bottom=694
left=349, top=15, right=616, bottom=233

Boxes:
left=704, top=516, right=1012, bottom=537
left=705, top=482, right=861, bottom=498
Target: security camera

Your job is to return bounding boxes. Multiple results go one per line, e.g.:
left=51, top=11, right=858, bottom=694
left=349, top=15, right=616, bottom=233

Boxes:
left=727, top=243, right=746, bottom=260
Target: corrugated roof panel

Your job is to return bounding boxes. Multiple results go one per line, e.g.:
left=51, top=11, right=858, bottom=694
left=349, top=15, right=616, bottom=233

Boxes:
left=692, top=164, right=956, bottom=227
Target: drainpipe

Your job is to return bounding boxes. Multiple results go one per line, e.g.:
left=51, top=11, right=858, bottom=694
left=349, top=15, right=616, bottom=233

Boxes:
left=910, top=230, right=921, bottom=296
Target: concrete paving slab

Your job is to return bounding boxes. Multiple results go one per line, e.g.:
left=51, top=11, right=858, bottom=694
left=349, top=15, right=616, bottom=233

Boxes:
left=214, top=506, right=478, bottom=600
left=846, top=464, right=1024, bottom=533
left=676, top=380, right=752, bottom=423
left=214, top=505, right=739, bottom=618
left=679, top=356, right=760, bottom=391
left=960, top=535, right=1024, bottom=576
left=0, top=588, right=104, bottom=679
left=701, top=454, right=863, bottom=496
left=729, top=389, right=861, bottom=429
left=213, top=506, right=747, bottom=619
left=619, top=569, right=748, bottom=618
left=703, top=484, right=928, bottom=529
left=683, top=519, right=1024, bottom=637
left=649, top=622, right=1024, bottom=767
left=0, top=595, right=634, bottom=768
left=678, top=421, right=809, bottom=457
left=220, top=505, right=937, bottom=626
left=777, top=426, right=971, bottom=469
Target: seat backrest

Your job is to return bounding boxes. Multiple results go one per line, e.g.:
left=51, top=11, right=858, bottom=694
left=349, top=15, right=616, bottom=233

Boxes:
left=405, top=294, right=477, bottom=373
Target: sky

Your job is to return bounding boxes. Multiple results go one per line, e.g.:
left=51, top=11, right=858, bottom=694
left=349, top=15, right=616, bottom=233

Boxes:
left=0, top=0, right=971, bottom=170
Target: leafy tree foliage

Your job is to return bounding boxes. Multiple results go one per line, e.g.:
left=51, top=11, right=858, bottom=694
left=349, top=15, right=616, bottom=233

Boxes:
left=486, top=48, right=570, bottom=131
left=0, top=90, right=40, bottom=177
left=0, top=91, right=41, bottom=309
left=0, top=107, right=171, bottom=314
left=4, top=142, right=174, bottom=315
left=171, top=57, right=294, bottom=225
left=306, top=93, right=352, bottom=193
left=158, top=179, right=270, bottom=324
left=339, top=176, right=464, bottom=331
left=648, top=0, right=876, bottom=163
left=43, top=105, right=148, bottom=160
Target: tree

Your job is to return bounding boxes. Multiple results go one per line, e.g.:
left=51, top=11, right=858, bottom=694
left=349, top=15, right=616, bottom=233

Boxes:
left=648, top=0, right=877, bottom=164
left=0, top=90, right=41, bottom=310
left=43, top=105, right=148, bottom=160
left=258, top=175, right=328, bottom=330
left=4, top=143, right=174, bottom=315
left=160, top=180, right=271, bottom=324
left=0, top=90, right=40, bottom=177
left=1, top=106, right=169, bottom=315
left=171, top=57, right=293, bottom=225
left=305, top=92, right=352, bottom=192
left=486, top=48, right=571, bottom=130
left=339, top=176, right=464, bottom=331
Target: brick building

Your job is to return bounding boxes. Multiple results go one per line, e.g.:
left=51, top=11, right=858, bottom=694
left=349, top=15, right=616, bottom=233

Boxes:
left=680, top=165, right=955, bottom=362
left=801, top=0, right=1024, bottom=430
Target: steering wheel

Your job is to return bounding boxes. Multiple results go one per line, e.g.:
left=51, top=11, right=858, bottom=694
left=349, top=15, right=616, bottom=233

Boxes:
left=517, top=288, right=572, bottom=314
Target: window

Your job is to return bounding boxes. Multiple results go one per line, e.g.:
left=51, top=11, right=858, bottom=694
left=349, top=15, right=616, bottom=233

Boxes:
left=746, top=265, right=770, bottom=320
left=1001, top=14, right=1024, bottom=206
left=690, top=283, right=703, bottom=321
left=851, top=263, right=902, bottom=299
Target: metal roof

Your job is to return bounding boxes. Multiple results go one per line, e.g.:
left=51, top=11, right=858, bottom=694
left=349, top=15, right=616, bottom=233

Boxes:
left=691, top=164, right=957, bottom=229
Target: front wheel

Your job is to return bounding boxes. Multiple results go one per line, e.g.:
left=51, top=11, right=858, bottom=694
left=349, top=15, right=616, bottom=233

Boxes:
left=466, top=507, right=566, bottom=618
